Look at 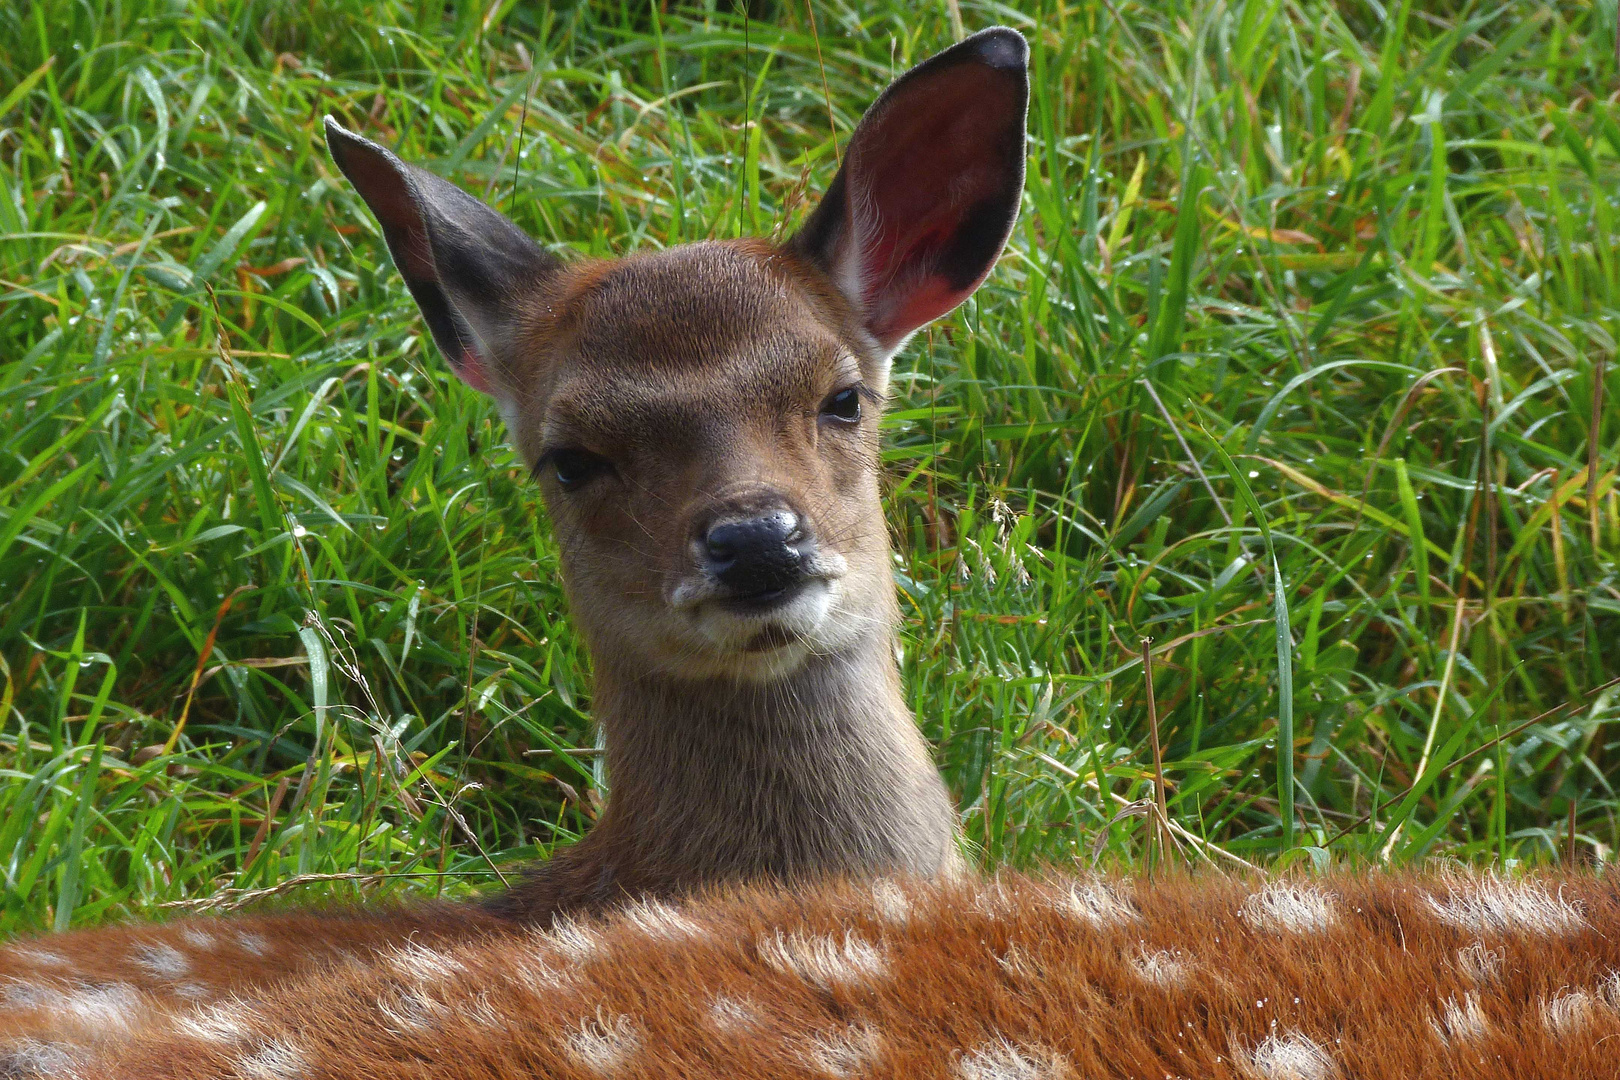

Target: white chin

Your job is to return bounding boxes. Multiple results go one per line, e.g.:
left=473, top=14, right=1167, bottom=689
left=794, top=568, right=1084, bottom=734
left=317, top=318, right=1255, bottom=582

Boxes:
left=687, top=579, right=837, bottom=680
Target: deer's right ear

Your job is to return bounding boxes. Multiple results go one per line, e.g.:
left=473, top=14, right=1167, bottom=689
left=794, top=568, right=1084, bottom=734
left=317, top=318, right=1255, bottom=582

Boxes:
left=790, top=27, right=1028, bottom=359
left=324, top=118, right=560, bottom=395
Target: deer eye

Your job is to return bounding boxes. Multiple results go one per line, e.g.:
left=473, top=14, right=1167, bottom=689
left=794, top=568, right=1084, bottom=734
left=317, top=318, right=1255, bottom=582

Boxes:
left=538, top=447, right=611, bottom=490
left=819, top=386, right=862, bottom=425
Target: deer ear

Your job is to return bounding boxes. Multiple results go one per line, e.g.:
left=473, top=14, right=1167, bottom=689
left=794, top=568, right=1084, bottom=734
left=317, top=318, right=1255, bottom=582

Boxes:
left=790, top=27, right=1028, bottom=356
left=324, top=117, right=560, bottom=395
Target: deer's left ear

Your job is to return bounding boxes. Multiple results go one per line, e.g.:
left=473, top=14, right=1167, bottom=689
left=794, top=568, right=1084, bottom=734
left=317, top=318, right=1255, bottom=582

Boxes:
left=790, top=27, right=1028, bottom=356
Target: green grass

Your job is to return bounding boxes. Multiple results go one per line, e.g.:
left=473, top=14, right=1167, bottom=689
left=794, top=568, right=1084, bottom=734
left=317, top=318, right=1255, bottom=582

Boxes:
left=2, top=0, right=1618, bottom=935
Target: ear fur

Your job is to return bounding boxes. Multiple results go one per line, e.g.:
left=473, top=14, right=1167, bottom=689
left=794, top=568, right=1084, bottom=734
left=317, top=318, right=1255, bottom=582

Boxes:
left=790, top=27, right=1029, bottom=357
left=323, top=118, right=561, bottom=395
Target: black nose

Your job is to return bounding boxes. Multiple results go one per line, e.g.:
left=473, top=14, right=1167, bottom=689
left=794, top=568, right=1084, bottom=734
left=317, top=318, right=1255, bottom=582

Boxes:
left=703, top=509, right=808, bottom=598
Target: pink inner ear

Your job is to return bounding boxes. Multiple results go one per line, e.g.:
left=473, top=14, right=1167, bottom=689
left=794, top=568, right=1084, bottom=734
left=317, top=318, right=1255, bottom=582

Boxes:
left=847, top=67, right=1022, bottom=346
left=876, top=279, right=964, bottom=345
left=860, top=220, right=981, bottom=347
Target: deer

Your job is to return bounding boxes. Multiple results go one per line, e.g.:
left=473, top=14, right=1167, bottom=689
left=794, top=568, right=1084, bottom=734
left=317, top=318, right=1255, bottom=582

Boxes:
left=0, top=24, right=1026, bottom=1065
left=6, top=26, right=1620, bottom=1080
left=20, top=869, right=1620, bottom=1079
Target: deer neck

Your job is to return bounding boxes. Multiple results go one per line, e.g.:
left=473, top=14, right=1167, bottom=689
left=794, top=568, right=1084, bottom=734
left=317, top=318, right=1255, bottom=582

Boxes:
left=486, top=625, right=952, bottom=919
left=486, top=621, right=961, bottom=923
left=587, top=627, right=961, bottom=884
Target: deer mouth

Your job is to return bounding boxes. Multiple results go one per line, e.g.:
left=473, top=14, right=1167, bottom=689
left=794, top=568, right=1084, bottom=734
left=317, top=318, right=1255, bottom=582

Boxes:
left=716, top=584, right=799, bottom=614
left=666, top=573, right=839, bottom=664
left=709, top=576, right=829, bottom=629
left=741, top=624, right=798, bottom=652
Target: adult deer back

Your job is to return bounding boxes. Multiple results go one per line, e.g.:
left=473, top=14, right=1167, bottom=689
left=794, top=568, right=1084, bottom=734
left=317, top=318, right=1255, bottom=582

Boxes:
left=76, top=870, right=1620, bottom=1080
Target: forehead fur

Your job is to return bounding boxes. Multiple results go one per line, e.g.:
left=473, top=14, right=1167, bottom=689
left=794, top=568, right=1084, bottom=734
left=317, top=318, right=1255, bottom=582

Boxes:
left=511, top=240, right=863, bottom=453
left=554, top=240, right=849, bottom=376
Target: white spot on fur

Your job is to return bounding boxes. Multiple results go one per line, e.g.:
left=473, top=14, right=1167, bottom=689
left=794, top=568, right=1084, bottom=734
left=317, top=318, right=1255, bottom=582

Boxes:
left=173, top=982, right=212, bottom=1000
left=61, top=984, right=139, bottom=1031
left=511, top=944, right=572, bottom=993
left=971, top=881, right=1017, bottom=918
left=385, top=941, right=464, bottom=982
left=0, top=1039, right=82, bottom=1079
left=1430, top=993, right=1487, bottom=1044
left=996, top=942, right=1041, bottom=981
left=234, top=1037, right=306, bottom=1080
left=1240, top=884, right=1336, bottom=934
left=376, top=986, right=446, bottom=1031
left=803, top=1024, right=883, bottom=1077
left=621, top=898, right=703, bottom=940
left=1244, top=1032, right=1336, bottom=1080
left=1598, top=971, right=1620, bottom=1009
left=1543, top=989, right=1598, bottom=1033
left=233, top=931, right=269, bottom=957
left=1059, top=881, right=1138, bottom=928
left=546, top=917, right=600, bottom=962
left=131, top=942, right=190, bottom=980
left=1131, top=948, right=1191, bottom=988
left=174, top=1002, right=253, bottom=1044
left=870, top=879, right=911, bottom=925
left=1426, top=878, right=1586, bottom=935
left=955, top=1037, right=1071, bottom=1080
left=2, top=980, right=64, bottom=1009
left=758, top=930, right=889, bottom=990
left=465, top=991, right=501, bottom=1028
left=564, top=1012, right=639, bottom=1074
left=705, top=994, right=763, bottom=1035
left=1455, top=942, right=1504, bottom=984
left=179, top=928, right=217, bottom=950
left=1539, top=978, right=1620, bottom=1034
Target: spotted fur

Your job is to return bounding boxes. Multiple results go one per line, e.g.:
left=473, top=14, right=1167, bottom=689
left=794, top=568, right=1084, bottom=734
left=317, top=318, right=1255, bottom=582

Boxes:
left=25, top=871, right=1611, bottom=1080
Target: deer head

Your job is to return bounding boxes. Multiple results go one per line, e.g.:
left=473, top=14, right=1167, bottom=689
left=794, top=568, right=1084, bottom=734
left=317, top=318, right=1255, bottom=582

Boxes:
left=325, top=29, right=1028, bottom=916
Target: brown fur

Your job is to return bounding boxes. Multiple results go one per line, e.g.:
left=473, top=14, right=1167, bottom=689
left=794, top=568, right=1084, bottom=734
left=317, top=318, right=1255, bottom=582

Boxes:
left=64, top=870, right=1620, bottom=1079
left=313, top=33, right=1040, bottom=924
left=481, top=240, right=960, bottom=922
left=0, top=904, right=505, bottom=1057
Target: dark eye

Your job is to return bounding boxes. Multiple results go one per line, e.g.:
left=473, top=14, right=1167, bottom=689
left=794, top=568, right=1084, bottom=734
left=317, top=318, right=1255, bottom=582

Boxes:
left=819, top=386, right=862, bottom=425
left=538, top=447, right=611, bottom=490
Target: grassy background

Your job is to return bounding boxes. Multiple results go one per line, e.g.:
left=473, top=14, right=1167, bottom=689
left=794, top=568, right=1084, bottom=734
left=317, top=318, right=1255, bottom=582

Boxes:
left=2, top=0, right=1618, bottom=935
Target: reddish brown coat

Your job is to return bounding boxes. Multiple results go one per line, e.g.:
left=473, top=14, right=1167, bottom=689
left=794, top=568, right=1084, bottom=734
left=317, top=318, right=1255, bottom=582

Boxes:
left=29, top=870, right=1620, bottom=1080
left=0, top=904, right=504, bottom=1058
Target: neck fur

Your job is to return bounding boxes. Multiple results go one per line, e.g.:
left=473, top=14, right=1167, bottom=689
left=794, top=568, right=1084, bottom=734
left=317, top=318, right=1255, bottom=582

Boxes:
left=486, top=629, right=960, bottom=922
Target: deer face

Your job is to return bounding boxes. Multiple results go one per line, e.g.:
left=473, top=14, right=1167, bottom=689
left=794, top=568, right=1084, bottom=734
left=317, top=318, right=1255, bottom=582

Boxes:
left=504, top=242, right=893, bottom=679
left=325, top=28, right=1028, bottom=682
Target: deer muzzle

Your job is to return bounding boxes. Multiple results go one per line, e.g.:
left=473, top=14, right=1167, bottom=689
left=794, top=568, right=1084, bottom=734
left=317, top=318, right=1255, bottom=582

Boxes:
left=702, top=507, right=811, bottom=604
